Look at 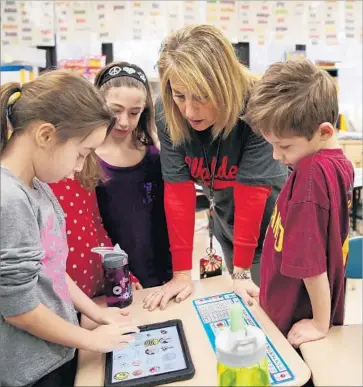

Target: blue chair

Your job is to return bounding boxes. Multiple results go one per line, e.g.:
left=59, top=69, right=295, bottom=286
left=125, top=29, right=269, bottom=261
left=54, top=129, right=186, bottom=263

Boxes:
left=346, top=237, right=363, bottom=279
left=345, top=237, right=362, bottom=293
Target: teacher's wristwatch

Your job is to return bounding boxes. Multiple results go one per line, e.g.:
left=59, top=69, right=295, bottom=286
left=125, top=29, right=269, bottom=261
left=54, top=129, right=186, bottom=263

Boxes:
left=231, top=270, right=251, bottom=280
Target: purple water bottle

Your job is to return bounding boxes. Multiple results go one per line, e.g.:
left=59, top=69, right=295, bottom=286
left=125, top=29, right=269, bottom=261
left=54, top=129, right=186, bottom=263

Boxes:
left=103, top=250, right=133, bottom=308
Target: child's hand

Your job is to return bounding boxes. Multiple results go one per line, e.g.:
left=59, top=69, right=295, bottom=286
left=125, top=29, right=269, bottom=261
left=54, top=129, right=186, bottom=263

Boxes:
left=89, top=323, right=139, bottom=353
left=287, top=319, right=327, bottom=348
left=233, top=279, right=260, bottom=306
left=99, top=307, right=133, bottom=325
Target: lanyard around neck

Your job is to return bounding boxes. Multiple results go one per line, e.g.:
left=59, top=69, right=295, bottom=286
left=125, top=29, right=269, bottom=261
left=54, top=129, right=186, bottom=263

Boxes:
left=200, top=135, right=222, bottom=253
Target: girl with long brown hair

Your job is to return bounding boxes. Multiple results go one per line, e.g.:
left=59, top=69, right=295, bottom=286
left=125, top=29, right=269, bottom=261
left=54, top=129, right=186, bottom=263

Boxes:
left=94, top=62, right=172, bottom=288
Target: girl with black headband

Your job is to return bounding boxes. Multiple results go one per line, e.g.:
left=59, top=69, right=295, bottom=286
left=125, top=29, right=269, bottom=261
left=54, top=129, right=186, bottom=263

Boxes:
left=94, top=61, right=173, bottom=289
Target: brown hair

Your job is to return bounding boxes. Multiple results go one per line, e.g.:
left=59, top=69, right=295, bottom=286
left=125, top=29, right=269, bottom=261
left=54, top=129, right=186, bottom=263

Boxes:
left=157, top=24, right=256, bottom=144
left=243, top=59, right=339, bottom=140
left=74, top=151, right=107, bottom=191
left=1, top=70, right=113, bottom=152
left=94, top=61, right=155, bottom=148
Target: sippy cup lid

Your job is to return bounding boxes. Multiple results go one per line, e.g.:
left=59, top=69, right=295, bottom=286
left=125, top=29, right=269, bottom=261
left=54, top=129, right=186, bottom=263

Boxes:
left=215, top=304, right=267, bottom=368
left=103, top=245, right=128, bottom=269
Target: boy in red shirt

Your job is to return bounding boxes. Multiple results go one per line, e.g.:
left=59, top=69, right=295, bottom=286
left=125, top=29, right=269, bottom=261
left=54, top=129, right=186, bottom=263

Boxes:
left=244, top=59, right=354, bottom=348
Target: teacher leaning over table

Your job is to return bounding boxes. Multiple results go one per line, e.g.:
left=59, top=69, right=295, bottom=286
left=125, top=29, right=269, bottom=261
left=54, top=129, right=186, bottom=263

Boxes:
left=143, top=24, right=287, bottom=311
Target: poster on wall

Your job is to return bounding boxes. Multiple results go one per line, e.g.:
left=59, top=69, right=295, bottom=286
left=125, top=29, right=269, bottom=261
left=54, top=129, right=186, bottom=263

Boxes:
left=272, top=1, right=291, bottom=43
left=307, top=1, right=324, bottom=45
left=130, top=0, right=147, bottom=40
left=184, top=0, right=203, bottom=26
left=255, top=1, right=273, bottom=45
left=290, top=1, right=308, bottom=43
left=146, top=1, right=168, bottom=40
left=219, top=0, right=238, bottom=42
left=55, top=1, right=72, bottom=42
left=2, top=1, right=55, bottom=47
left=18, top=2, right=34, bottom=46
left=238, top=1, right=272, bottom=45
left=166, top=1, right=184, bottom=33
left=324, top=0, right=340, bottom=46
left=206, top=0, right=219, bottom=29
left=1, top=0, right=20, bottom=46
left=93, top=2, right=112, bottom=43
left=70, top=1, right=92, bottom=41
left=108, top=1, right=132, bottom=42
left=238, top=1, right=256, bottom=43
left=30, top=1, right=55, bottom=46
left=129, top=1, right=167, bottom=40
left=56, top=1, right=92, bottom=44
left=205, top=0, right=219, bottom=28
left=344, top=0, right=362, bottom=42
left=271, top=1, right=308, bottom=44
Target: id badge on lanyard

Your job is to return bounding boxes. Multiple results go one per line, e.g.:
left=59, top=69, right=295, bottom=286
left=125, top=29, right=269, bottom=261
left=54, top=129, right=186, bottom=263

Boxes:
left=199, top=136, right=223, bottom=279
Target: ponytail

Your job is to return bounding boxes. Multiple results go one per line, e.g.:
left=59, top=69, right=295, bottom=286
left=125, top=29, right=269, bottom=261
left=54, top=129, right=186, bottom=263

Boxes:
left=0, top=82, right=22, bottom=151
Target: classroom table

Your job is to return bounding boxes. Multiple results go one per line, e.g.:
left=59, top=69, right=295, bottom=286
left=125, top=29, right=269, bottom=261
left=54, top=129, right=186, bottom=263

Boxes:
left=75, top=276, right=311, bottom=386
left=300, top=324, right=362, bottom=386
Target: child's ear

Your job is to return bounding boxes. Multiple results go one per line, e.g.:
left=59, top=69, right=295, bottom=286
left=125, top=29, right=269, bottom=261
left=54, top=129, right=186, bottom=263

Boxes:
left=318, top=122, right=335, bottom=141
left=34, top=122, right=57, bottom=148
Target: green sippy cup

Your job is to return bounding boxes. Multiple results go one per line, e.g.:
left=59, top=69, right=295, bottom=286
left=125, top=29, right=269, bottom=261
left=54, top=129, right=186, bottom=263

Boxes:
left=216, top=303, right=270, bottom=387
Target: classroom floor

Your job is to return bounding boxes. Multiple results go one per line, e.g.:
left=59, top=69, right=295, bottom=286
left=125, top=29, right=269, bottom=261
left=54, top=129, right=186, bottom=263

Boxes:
left=192, top=210, right=363, bottom=326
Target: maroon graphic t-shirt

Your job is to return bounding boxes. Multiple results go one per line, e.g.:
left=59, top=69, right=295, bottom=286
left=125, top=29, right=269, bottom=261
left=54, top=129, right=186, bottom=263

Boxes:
left=260, top=148, right=354, bottom=336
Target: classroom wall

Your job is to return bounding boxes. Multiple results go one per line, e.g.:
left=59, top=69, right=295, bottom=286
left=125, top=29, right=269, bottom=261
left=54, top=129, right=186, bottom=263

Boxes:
left=2, top=0, right=362, bottom=131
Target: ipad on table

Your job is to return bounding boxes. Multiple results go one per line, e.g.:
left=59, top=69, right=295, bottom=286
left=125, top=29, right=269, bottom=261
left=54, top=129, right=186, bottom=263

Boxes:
left=105, top=319, right=195, bottom=387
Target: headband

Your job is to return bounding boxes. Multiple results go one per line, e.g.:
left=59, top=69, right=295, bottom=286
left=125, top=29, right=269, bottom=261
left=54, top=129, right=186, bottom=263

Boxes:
left=7, top=88, right=21, bottom=120
left=98, top=65, right=147, bottom=87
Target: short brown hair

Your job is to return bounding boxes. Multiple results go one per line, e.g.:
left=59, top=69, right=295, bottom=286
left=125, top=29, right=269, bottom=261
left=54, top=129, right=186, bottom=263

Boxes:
left=1, top=70, right=113, bottom=151
left=243, top=59, right=339, bottom=140
left=157, top=24, right=256, bottom=144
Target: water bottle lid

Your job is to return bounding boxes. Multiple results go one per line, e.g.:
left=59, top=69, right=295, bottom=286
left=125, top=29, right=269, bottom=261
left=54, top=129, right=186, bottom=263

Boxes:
left=103, top=251, right=128, bottom=269
left=216, top=325, right=267, bottom=368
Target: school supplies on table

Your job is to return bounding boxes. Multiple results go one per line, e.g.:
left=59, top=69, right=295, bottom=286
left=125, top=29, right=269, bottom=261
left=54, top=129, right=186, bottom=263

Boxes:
left=193, top=292, right=295, bottom=385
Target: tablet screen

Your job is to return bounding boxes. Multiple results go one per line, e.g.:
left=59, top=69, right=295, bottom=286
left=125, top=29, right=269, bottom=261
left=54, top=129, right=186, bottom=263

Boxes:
left=111, top=325, right=187, bottom=383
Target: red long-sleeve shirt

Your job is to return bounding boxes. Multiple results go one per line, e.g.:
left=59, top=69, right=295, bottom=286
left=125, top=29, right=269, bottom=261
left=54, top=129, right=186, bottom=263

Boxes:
left=165, top=180, right=270, bottom=271
left=155, top=97, right=287, bottom=274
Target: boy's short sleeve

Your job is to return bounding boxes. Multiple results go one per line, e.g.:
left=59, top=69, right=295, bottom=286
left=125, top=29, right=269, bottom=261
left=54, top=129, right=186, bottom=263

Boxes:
left=237, top=125, right=288, bottom=187
left=280, top=164, right=331, bottom=279
left=280, top=201, right=329, bottom=278
left=0, top=189, right=44, bottom=316
left=155, top=97, right=191, bottom=183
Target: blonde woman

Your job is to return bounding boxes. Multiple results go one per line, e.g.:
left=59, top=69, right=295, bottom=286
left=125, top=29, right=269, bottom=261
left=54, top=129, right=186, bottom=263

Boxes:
left=143, top=25, right=287, bottom=311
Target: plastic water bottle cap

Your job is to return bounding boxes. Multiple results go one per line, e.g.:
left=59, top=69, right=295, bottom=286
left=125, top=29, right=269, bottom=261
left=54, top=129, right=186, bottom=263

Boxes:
left=215, top=304, right=266, bottom=368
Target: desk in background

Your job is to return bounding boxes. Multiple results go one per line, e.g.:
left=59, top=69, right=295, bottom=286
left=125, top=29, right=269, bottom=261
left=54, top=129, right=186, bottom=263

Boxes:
left=339, top=139, right=362, bottom=168
left=75, top=276, right=311, bottom=387
left=300, top=324, right=362, bottom=386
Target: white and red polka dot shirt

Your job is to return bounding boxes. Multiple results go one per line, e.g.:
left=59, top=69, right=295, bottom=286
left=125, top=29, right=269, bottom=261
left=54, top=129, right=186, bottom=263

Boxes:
left=50, top=179, right=138, bottom=298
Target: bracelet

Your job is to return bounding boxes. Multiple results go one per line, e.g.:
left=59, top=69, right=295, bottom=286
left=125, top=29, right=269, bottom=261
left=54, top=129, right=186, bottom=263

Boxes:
left=231, top=270, right=251, bottom=280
